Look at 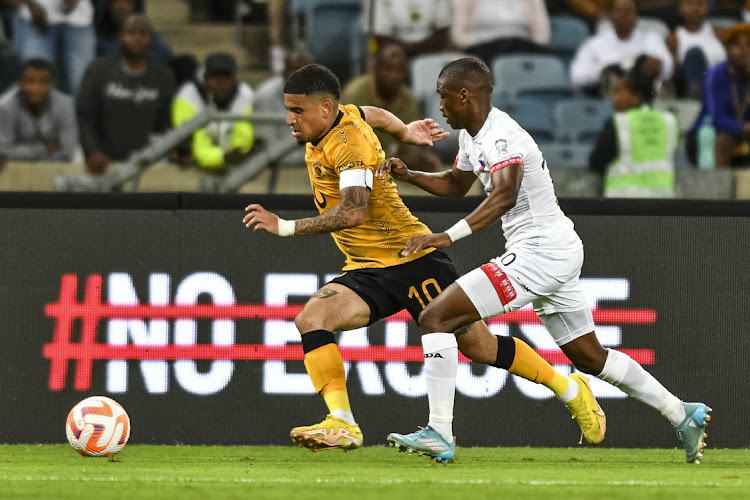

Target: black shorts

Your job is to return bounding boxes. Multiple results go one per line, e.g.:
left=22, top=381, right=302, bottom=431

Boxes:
left=329, top=250, right=460, bottom=326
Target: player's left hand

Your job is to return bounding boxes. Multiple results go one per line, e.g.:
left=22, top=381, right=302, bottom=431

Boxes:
left=400, top=118, right=450, bottom=146
left=402, top=232, right=451, bottom=256
left=243, top=204, right=280, bottom=235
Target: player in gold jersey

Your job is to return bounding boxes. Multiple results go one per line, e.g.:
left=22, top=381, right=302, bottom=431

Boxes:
left=243, top=64, right=604, bottom=460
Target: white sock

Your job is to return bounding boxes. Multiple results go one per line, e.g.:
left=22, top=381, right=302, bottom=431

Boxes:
left=330, top=409, right=356, bottom=425
left=422, top=332, right=458, bottom=442
left=597, top=348, right=686, bottom=426
left=556, top=377, right=579, bottom=404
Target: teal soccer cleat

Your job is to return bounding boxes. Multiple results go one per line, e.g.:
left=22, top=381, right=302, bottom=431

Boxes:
left=675, top=402, right=712, bottom=464
left=387, top=426, right=455, bottom=463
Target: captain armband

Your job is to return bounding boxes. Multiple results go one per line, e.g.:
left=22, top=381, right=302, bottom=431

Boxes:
left=339, top=168, right=374, bottom=190
left=445, top=219, right=473, bottom=242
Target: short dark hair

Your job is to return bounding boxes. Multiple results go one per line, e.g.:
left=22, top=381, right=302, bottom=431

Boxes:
left=438, top=57, right=493, bottom=91
left=624, top=68, right=656, bottom=104
left=283, top=63, right=340, bottom=100
left=21, top=58, right=54, bottom=75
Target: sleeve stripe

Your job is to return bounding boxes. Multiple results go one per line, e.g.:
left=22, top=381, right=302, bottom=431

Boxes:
left=339, top=168, right=373, bottom=190
left=490, top=156, right=524, bottom=173
left=357, top=106, right=365, bottom=120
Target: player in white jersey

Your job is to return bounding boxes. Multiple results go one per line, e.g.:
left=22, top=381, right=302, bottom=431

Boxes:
left=378, top=57, right=712, bottom=464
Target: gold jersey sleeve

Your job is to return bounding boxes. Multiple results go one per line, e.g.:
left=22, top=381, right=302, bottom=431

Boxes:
left=305, top=104, right=433, bottom=270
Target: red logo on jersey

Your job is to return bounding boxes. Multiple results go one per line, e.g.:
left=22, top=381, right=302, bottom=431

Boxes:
left=480, top=262, right=517, bottom=305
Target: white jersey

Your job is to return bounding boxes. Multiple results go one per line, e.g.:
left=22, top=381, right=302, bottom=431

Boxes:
left=455, top=107, right=582, bottom=253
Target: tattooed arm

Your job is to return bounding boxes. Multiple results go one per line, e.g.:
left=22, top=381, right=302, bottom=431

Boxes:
left=243, top=186, right=370, bottom=236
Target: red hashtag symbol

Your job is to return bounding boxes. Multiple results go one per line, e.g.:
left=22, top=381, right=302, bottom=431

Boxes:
left=43, top=274, right=657, bottom=392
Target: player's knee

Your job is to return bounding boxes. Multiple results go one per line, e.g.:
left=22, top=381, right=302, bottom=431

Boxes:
left=569, top=350, right=607, bottom=375
left=418, top=307, right=454, bottom=334
left=294, top=310, right=317, bottom=333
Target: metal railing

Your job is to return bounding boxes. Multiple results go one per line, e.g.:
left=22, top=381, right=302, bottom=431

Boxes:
left=54, top=110, right=300, bottom=193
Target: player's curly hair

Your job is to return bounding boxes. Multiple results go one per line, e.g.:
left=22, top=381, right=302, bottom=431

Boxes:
left=283, top=63, right=341, bottom=100
left=438, top=57, right=493, bottom=91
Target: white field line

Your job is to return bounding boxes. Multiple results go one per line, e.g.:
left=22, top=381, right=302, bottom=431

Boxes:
left=0, top=476, right=745, bottom=488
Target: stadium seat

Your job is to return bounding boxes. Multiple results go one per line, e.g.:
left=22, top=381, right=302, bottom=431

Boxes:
left=548, top=16, right=590, bottom=67
left=653, top=98, right=702, bottom=169
left=493, top=96, right=555, bottom=145
left=410, top=52, right=470, bottom=106
left=491, top=54, right=574, bottom=108
left=540, top=144, right=593, bottom=169
left=290, top=0, right=363, bottom=83
left=653, top=98, right=702, bottom=133
left=554, top=98, right=613, bottom=144
left=707, top=16, right=739, bottom=29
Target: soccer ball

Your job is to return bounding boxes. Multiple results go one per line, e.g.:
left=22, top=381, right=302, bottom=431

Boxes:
left=65, top=396, right=131, bottom=457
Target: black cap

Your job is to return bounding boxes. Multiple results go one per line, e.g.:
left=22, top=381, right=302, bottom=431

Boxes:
left=205, top=52, right=237, bottom=76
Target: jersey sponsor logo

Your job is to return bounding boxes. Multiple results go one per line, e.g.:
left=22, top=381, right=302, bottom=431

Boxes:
left=495, top=139, right=507, bottom=153
left=424, top=353, right=444, bottom=358
left=490, top=156, right=524, bottom=174
left=336, top=160, right=366, bottom=173
left=479, top=262, right=518, bottom=305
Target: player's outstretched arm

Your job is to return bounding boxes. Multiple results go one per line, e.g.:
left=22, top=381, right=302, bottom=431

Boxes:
left=401, top=163, right=522, bottom=256
left=361, top=106, right=449, bottom=146
left=377, top=157, right=476, bottom=197
left=243, top=186, right=369, bottom=236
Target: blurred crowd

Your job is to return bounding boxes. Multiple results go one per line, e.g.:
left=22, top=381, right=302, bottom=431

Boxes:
left=1, top=0, right=750, bottom=197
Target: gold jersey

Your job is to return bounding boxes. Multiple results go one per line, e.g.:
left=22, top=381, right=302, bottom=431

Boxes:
left=305, top=104, right=433, bottom=270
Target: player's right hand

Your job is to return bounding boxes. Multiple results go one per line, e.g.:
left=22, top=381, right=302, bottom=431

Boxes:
left=376, top=157, right=411, bottom=181
left=243, top=204, right=280, bottom=235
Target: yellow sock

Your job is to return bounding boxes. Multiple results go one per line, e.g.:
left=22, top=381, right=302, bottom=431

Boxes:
left=303, top=343, right=352, bottom=414
left=508, top=337, right=570, bottom=397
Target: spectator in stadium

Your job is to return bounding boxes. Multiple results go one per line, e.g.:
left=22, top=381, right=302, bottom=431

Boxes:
left=687, top=23, right=750, bottom=167
left=76, top=13, right=174, bottom=174
left=94, top=0, right=172, bottom=64
left=570, top=0, right=673, bottom=96
left=267, top=0, right=289, bottom=74
left=0, top=57, right=77, bottom=169
left=341, top=43, right=443, bottom=172
left=450, top=0, right=551, bottom=64
left=546, top=0, right=607, bottom=28
left=589, top=68, right=678, bottom=197
left=635, top=0, right=679, bottom=29
left=9, top=0, right=96, bottom=95
left=361, top=0, right=452, bottom=58
left=254, top=47, right=313, bottom=114
left=171, top=52, right=255, bottom=170
left=666, top=0, right=726, bottom=99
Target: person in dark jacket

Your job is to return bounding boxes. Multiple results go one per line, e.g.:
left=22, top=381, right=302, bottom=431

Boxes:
left=76, top=13, right=174, bottom=174
left=94, top=0, right=172, bottom=64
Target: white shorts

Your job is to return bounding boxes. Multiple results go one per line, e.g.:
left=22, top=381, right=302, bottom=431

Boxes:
left=455, top=247, right=594, bottom=346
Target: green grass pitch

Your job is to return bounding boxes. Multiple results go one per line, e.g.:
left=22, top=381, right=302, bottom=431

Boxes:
left=1, top=445, right=748, bottom=499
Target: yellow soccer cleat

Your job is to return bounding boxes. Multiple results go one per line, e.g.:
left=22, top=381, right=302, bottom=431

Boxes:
left=290, top=414, right=363, bottom=452
left=565, top=373, right=606, bottom=445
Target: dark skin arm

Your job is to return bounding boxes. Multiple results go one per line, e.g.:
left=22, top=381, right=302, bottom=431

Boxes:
left=376, top=156, right=476, bottom=197
left=243, top=185, right=370, bottom=235
left=401, top=163, right=523, bottom=256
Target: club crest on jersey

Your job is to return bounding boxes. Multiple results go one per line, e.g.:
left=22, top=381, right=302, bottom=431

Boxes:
left=312, top=161, right=326, bottom=179
left=495, top=139, right=507, bottom=153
